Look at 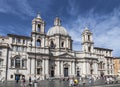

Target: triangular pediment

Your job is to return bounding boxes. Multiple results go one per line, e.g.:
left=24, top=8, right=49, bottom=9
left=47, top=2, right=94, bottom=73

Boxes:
left=58, top=52, right=74, bottom=58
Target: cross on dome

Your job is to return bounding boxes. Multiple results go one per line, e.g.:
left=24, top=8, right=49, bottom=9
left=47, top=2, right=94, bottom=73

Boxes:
left=54, top=17, right=61, bottom=26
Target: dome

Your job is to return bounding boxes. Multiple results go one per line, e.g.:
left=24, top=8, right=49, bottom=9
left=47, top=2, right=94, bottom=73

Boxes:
left=47, top=26, right=69, bottom=36
left=47, top=17, right=69, bottom=36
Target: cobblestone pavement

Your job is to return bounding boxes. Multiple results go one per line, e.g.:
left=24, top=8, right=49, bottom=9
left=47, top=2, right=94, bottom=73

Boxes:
left=0, top=79, right=120, bottom=87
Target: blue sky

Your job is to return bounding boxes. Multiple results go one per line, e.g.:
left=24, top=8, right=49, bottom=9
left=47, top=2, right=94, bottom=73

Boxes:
left=0, top=0, right=120, bottom=56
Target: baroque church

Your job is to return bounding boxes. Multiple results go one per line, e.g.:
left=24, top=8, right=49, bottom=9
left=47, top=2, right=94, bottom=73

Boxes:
left=0, top=13, right=114, bottom=80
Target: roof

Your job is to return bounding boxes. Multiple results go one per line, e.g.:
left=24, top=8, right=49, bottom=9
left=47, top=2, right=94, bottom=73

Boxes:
left=7, top=34, right=31, bottom=39
left=94, top=47, right=113, bottom=51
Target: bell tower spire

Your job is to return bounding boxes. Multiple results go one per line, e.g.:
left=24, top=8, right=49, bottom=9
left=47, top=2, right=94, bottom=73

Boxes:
left=32, top=12, right=45, bottom=34
left=36, top=12, right=41, bottom=19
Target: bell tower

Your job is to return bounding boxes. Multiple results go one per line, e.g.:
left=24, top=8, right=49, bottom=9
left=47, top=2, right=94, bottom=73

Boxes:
left=31, top=13, right=46, bottom=47
left=32, top=13, right=45, bottom=34
left=81, top=27, right=94, bottom=53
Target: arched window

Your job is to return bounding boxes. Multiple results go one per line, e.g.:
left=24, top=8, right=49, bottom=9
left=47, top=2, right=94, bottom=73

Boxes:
left=15, top=57, right=20, bottom=68
left=37, top=24, right=41, bottom=32
left=61, top=41, right=64, bottom=47
left=88, top=46, right=91, bottom=52
left=36, top=39, right=41, bottom=46
left=37, top=60, right=42, bottom=67
left=50, top=41, right=54, bottom=48
left=88, top=35, right=90, bottom=41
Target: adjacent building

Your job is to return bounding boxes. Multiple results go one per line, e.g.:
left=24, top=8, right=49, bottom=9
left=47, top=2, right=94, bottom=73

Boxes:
left=0, top=13, right=114, bottom=81
left=113, top=57, right=120, bottom=76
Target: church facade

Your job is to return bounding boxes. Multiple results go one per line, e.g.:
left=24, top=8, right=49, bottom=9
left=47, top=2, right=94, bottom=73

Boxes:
left=0, top=14, right=114, bottom=80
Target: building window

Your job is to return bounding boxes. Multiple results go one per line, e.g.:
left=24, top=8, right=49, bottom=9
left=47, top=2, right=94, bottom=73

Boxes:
left=23, top=40, right=25, bottom=44
left=36, top=39, right=41, bottom=46
left=17, top=38, right=21, bottom=43
left=37, top=68, right=42, bottom=75
left=12, top=38, right=15, bottom=43
left=15, top=57, right=20, bottom=68
left=61, top=41, right=64, bottom=47
left=37, top=24, right=41, bottom=32
left=22, top=59, right=25, bottom=67
left=50, top=41, right=55, bottom=48
left=11, top=75, right=13, bottom=78
left=11, top=59, right=14, bottom=67
left=37, top=60, right=42, bottom=67
left=18, top=46, right=21, bottom=51
left=88, top=46, right=91, bottom=52
left=88, top=35, right=90, bottom=41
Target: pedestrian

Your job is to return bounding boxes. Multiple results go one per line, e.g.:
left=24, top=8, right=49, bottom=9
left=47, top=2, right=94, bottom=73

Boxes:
left=29, top=76, right=32, bottom=86
left=69, top=78, right=74, bottom=86
left=79, top=76, right=82, bottom=85
left=106, top=77, right=110, bottom=84
left=1, top=77, right=5, bottom=83
left=21, top=76, right=26, bottom=87
left=16, top=76, right=19, bottom=83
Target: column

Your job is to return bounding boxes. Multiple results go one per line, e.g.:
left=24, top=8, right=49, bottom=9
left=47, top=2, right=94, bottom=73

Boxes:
left=27, top=58, right=31, bottom=75
left=45, top=59, right=49, bottom=76
left=69, top=62, right=71, bottom=76
left=42, top=59, right=45, bottom=76
left=72, top=62, right=75, bottom=76
left=31, top=58, right=35, bottom=75
left=57, top=61, right=60, bottom=77
left=94, top=62, right=98, bottom=75
left=61, top=61, right=63, bottom=77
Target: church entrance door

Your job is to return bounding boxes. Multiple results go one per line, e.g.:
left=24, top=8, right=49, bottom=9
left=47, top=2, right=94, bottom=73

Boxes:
left=64, top=68, right=68, bottom=77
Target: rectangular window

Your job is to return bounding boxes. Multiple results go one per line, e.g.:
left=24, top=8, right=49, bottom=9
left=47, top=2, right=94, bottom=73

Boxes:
left=11, top=75, right=13, bottom=78
left=22, top=60, right=25, bottom=67
left=0, top=51, right=2, bottom=56
left=12, top=38, right=15, bottom=43
left=18, top=46, right=21, bottom=51
left=17, top=38, right=21, bottom=43
left=16, top=46, right=18, bottom=51
left=11, top=59, right=14, bottom=67
left=15, top=58, right=20, bottom=68
left=37, top=60, right=42, bottom=67
left=23, top=40, right=25, bottom=44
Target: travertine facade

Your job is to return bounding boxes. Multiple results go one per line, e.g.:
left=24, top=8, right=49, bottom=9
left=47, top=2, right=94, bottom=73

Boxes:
left=0, top=13, right=114, bottom=81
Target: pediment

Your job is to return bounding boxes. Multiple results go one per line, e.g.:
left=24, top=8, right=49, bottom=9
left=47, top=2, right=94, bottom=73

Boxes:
left=58, top=52, right=74, bottom=58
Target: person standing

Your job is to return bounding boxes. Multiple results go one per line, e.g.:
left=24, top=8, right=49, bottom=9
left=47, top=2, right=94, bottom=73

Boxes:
left=79, top=76, right=82, bottom=85
left=16, top=75, right=19, bottom=83
left=69, top=78, right=74, bottom=86
left=29, top=76, right=32, bottom=86
left=21, top=76, right=26, bottom=87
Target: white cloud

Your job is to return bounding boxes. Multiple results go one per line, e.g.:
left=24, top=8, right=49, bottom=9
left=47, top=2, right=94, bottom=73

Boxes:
left=65, top=6, right=120, bottom=56
left=0, top=0, right=35, bottom=18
